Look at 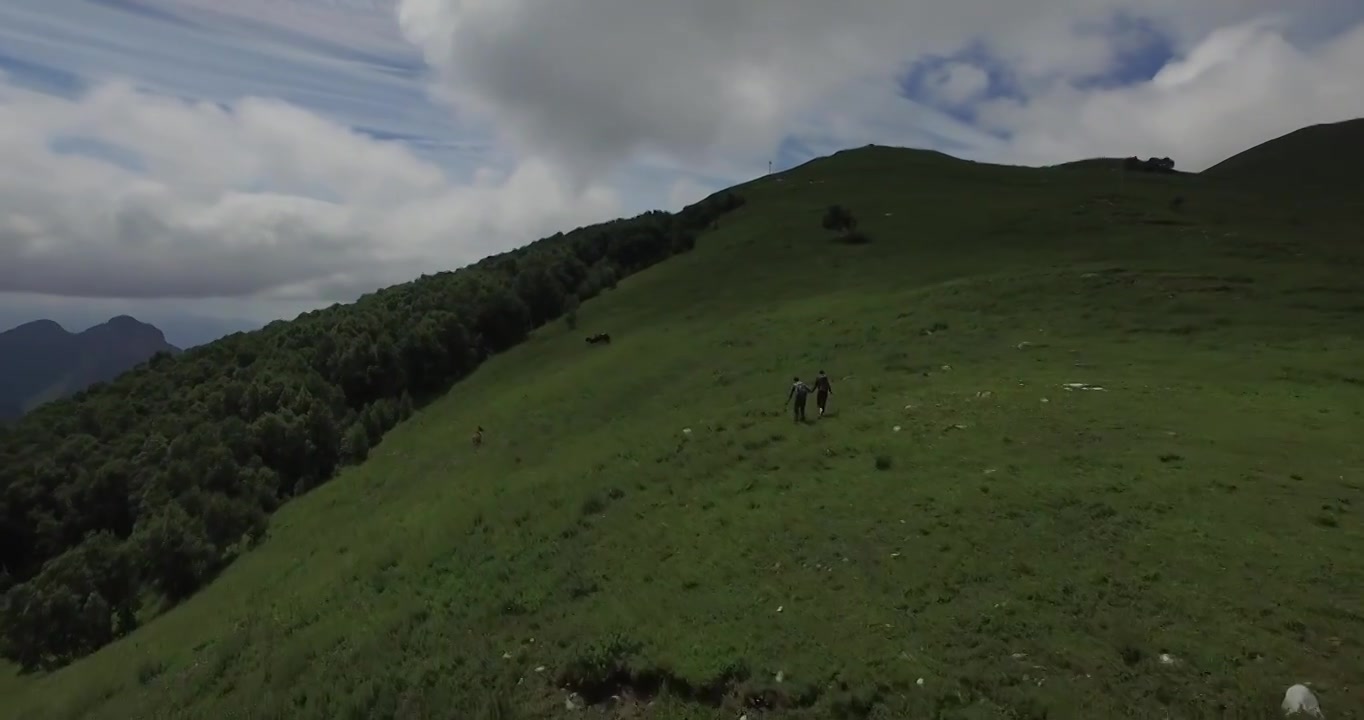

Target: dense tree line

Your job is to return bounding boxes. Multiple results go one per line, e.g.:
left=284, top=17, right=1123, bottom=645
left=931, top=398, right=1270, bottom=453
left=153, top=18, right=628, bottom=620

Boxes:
left=1124, top=156, right=1177, bottom=173
left=0, top=190, right=745, bottom=670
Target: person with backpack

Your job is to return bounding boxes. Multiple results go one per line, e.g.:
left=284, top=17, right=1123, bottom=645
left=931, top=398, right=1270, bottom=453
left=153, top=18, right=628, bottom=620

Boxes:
left=787, top=376, right=812, bottom=423
left=813, top=370, right=834, bottom=418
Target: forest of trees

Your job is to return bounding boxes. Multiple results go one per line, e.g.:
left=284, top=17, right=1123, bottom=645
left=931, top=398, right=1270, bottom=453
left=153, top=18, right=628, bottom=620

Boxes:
left=0, top=190, right=745, bottom=671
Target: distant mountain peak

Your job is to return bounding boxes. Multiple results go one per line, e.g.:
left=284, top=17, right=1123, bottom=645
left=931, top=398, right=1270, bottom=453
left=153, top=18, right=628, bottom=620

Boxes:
left=0, top=315, right=179, bottom=420
left=5, top=319, right=69, bottom=336
left=79, top=315, right=176, bottom=347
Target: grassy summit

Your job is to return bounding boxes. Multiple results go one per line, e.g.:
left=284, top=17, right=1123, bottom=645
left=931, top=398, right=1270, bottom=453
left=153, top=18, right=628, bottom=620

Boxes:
left=3, top=132, right=1363, bottom=719
left=1205, top=118, right=1364, bottom=190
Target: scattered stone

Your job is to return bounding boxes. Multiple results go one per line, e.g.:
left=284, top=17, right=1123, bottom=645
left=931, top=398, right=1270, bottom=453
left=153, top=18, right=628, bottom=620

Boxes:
left=535, top=666, right=546, bottom=673
left=1017, top=341, right=1033, bottom=349
left=1158, top=653, right=1178, bottom=665
left=893, top=425, right=902, bottom=432
left=777, top=605, right=784, bottom=613
left=891, top=552, right=901, bottom=558
left=1011, top=653, right=1028, bottom=660
left=1282, top=684, right=1323, bottom=717
left=1041, top=398, right=1050, bottom=403
left=502, top=651, right=512, bottom=660
left=775, top=670, right=785, bottom=683
left=916, top=677, right=925, bottom=687
left=941, top=364, right=952, bottom=371
left=682, top=427, right=692, bottom=435
left=565, top=694, right=582, bottom=711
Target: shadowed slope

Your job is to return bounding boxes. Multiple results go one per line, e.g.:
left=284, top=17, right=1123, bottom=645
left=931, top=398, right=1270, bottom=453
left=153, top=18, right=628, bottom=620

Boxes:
left=1204, top=118, right=1364, bottom=190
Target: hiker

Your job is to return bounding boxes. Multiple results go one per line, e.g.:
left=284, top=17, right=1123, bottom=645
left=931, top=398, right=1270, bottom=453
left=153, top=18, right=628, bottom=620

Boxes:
left=471, top=426, right=483, bottom=449
left=813, top=370, right=834, bottom=417
left=787, top=376, right=811, bottom=423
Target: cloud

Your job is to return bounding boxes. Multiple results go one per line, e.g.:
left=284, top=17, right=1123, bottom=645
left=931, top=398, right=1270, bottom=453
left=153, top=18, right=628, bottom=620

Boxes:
left=977, top=18, right=1364, bottom=169
left=398, top=0, right=1364, bottom=179
left=0, top=76, right=621, bottom=300
left=0, top=0, right=457, bottom=154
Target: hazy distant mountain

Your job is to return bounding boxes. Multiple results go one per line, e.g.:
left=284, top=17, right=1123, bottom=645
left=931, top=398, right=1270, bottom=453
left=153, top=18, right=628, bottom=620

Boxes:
left=0, top=306, right=264, bottom=351
left=0, top=315, right=180, bottom=420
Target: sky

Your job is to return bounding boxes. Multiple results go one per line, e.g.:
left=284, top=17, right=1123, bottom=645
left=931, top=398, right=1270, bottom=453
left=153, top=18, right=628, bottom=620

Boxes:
left=1, top=0, right=1362, bottom=346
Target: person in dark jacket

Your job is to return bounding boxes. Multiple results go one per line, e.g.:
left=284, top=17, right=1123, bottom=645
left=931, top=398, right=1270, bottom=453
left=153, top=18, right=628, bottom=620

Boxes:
left=813, top=370, right=834, bottom=417
left=787, top=377, right=811, bottom=422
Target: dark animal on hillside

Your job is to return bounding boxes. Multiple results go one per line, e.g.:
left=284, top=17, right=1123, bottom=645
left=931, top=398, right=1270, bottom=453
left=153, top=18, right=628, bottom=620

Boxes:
left=585, top=333, right=612, bottom=345
left=471, top=426, right=483, bottom=449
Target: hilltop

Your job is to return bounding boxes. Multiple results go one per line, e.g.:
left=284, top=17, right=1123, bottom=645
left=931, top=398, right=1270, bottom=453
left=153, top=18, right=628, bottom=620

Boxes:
left=0, top=316, right=179, bottom=420
left=2, top=123, right=1363, bottom=720
left=1204, top=118, right=1364, bottom=188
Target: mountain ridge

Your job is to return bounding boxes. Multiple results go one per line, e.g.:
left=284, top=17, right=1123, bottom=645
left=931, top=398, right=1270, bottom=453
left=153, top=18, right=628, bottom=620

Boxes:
left=0, top=315, right=181, bottom=420
left=1203, top=117, right=1364, bottom=188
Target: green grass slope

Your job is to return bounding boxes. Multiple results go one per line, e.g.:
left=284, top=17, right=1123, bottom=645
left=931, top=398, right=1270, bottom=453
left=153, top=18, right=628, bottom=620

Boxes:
left=1204, top=118, right=1364, bottom=189
left=4, top=147, right=1364, bottom=720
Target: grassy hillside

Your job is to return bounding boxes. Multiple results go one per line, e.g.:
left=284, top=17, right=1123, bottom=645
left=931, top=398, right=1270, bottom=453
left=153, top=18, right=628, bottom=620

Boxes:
left=0, top=194, right=741, bottom=673
left=1204, top=118, right=1364, bottom=189
left=4, top=141, right=1364, bottom=719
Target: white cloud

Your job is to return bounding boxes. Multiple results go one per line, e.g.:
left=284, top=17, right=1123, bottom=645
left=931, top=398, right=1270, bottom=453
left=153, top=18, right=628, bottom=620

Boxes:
left=977, top=19, right=1364, bottom=169
left=397, top=0, right=1364, bottom=179
left=0, top=76, right=621, bottom=300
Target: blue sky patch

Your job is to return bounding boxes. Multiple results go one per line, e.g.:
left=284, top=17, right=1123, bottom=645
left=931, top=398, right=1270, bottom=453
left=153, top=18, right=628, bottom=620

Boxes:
left=0, top=50, right=86, bottom=96
left=1072, top=13, right=1176, bottom=90
left=896, top=41, right=1024, bottom=124
left=83, top=0, right=202, bottom=30
left=48, top=135, right=147, bottom=173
